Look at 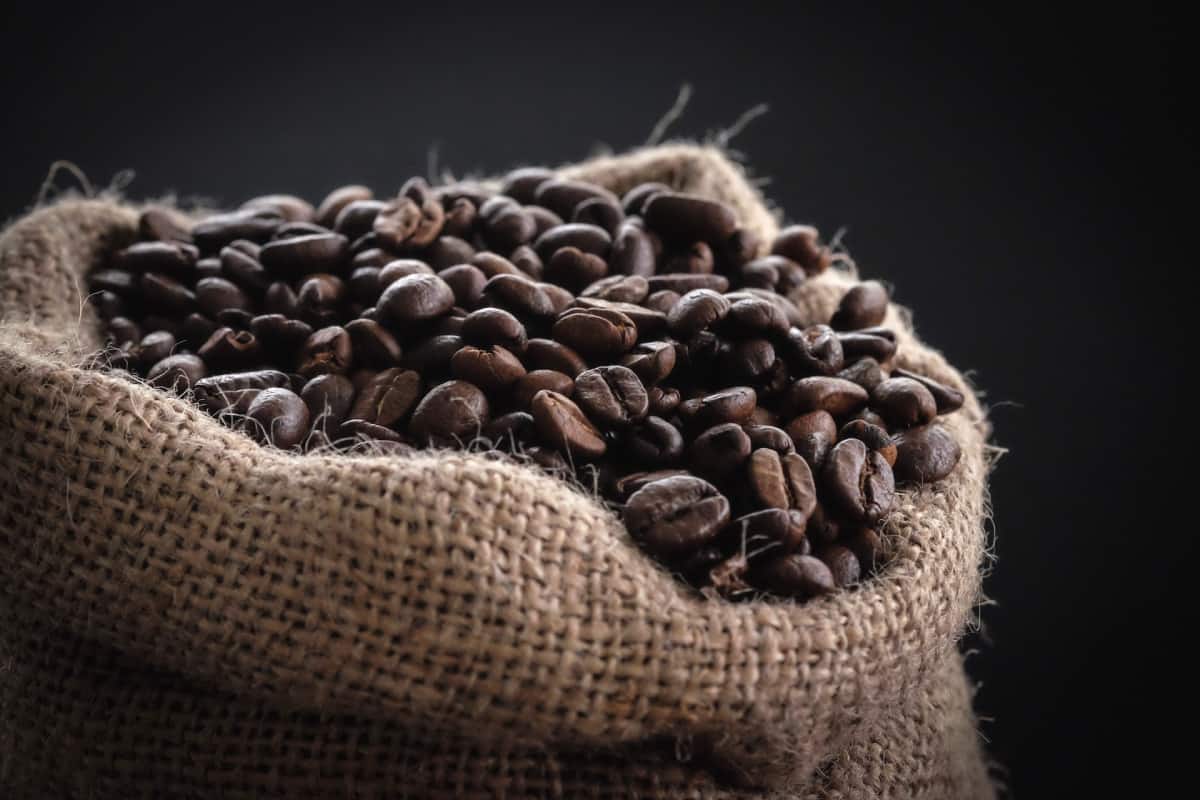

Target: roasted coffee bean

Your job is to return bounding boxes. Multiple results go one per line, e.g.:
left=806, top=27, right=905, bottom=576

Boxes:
left=500, top=167, right=556, bottom=204
left=551, top=307, right=638, bottom=360
left=728, top=288, right=806, bottom=327
left=195, top=257, right=223, bottom=279
left=441, top=197, right=477, bottom=238
left=620, top=416, right=684, bottom=466
left=242, top=194, right=314, bottom=223
left=646, top=273, right=729, bottom=294
left=574, top=365, right=648, bottom=428
left=131, top=330, right=176, bottom=370
left=397, top=177, right=445, bottom=248
left=580, top=274, right=649, bottom=304
left=483, top=410, right=537, bottom=448
left=481, top=273, right=566, bottom=318
left=347, top=368, right=422, bottom=427
left=436, top=264, right=487, bottom=309
left=571, top=297, right=667, bottom=337
left=720, top=508, right=807, bottom=558
left=450, top=345, right=527, bottom=393
left=666, top=288, right=730, bottom=338
left=140, top=272, right=196, bottom=315
left=260, top=281, right=297, bottom=317
left=179, top=313, right=219, bottom=349
left=644, top=289, right=680, bottom=314
left=533, top=222, right=612, bottom=261
left=423, top=236, right=477, bottom=271
left=458, top=307, right=525, bottom=352
left=533, top=178, right=620, bottom=220
left=664, top=241, right=714, bottom=274
left=219, top=244, right=271, bottom=292
left=146, top=353, right=207, bottom=392
left=785, top=376, right=869, bottom=417
left=332, top=199, right=385, bottom=240
left=723, top=297, right=790, bottom=338
left=249, top=314, right=311, bottom=357
left=613, top=469, right=690, bottom=500
left=843, top=526, right=884, bottom=573
left=689, top=422, right=752, bottom=476
left=892, top=424, right=961, bottom=483
left=679, top=386, right=758, bottom=430
left=840, top=419, right=898, bottom=466
left=379, top=260, right=435, bottom=288
left=512, top=369, right=575, bottom=410
left=297, top=326, right=353, bottom=378
left=747, top=448, right=818, bottom=518
left=871, top=377, right=937, bottom=429
left=891, top=368, right=965, bottom=414
left=822, top=438, right=895, bottom=524
left=509, top=245, right=544, bottom=278
left=647, top=385, right=681, bottom=416
left=530, top=390, right=607, bottom=459
left=138, top=206, right=192, bottom=243
left=621, top=182, right=669, bottom=216
left=376, top=273, right=456, bottom=329
left=837, top=357, right=886, bottom=391
left=408, top=380, right=490, bottom=444
left=718, top=339, right=776, bottom=383
left=246, top=387, right=310, bottom=449
left=194, top=369, right=291, bottom=415
left=316, top=185, right=373, bottom=228
left=780, top=325, right=843, bottom=377
left=623, top=475, right=730, bottom=559
left=193, top=208, right=282, bottom=252
left=744, top=424, right=795, bottom=455
left=722, top=227, right=760, bottom=270
left=831, top=281, right=889, bottom=330
left=348, top=266, right=384, bottom=306
left=273, top=221, right=330, bottom=240
left=838, top=331, right=897, bottom=362
left=527, top=207, right=565, bottom=240
left=215, top=308, right=254, bottom=330
left=545, top=246, right=608, bottom=292
left=818, top=545, right=861, bottom=588
left=91, top=290, right=127, bottom=319
left=523, top=337, right=587, bottom=377
left=300, top=373, right=356, bottom=437
left=609, top=221, right=656, bottom=276
left=471, top=251, right=522, bottom=278
left=749, top=553, right=836, bottom=598
left=740, top=255, right=807, bottom=294
left=806, top=501, right=842, bottom=546
left=620, top=340, right=676, bottom=385
left=195, top=277, right=250, bottom=319
left=482, top=205, right=538, bottom=252
left=343, top=318, right=403, bottom=368
left=259, top=232, right=349, bottom=276
left=116, top=241, right=197, bottom=277
left=786, top=410, right=839, bottom=470
left=643, top=193, right=738, bottom=245
left=197, top=327, right=261, bottom=369
left=572, top=196, right=624, bottom=235
left=293, top=274, right=343, bottom=327
left=770, top=225, right=832, bottom=275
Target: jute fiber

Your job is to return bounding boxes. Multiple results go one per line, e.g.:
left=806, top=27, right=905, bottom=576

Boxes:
left=0, top=144, right=995, bottom=798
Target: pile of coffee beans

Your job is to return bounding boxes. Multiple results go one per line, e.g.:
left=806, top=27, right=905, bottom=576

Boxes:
left=89, top=170, right=963, bottom=601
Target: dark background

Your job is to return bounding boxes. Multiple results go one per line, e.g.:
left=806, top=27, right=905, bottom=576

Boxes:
left=1, top=4, right=1188, bottom=795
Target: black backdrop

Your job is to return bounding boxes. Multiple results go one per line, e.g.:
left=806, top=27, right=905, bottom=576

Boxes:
left=1, top=4, right=1188, bottom=796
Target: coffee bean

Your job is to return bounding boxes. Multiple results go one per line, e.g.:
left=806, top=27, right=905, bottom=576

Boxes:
left=620, top=341, right=676, bottom=385
left=408, top=380, right=490, bottom=444
left=483, top=410, right=537, bottom=449
left=461, top=307, right=527, bottom=352
left=300, top=373, right=356, bottom=438
left=643, top=193, right=738, bottom=245
left=139, top=272, right=195, bottom=315
left=574, top=365, right=648, bottom=428
left=573, top=196, right=623, bottom=235
left=689, top=422, right=752, bottom=476
left=623, top=475, right=730, bottom=559
left=115, top=240, right=197, bottom=278
left=297, top=326, right=353, bottom=378
left=838, top=331, right=897, bottom=362
left=333, top=199, right=386, bottom=240
left=839, top=419, right=898, bottom=466
left=551, top=307, right=638, bottom=360
left=246, top=387, right=310, bottom=449
left=720, top=508, right=807, bottom=559
left=441, top=197, right=477, bottom=238
left=512, top=369, right=575, bottom=410
left=646, top=273, right=729, bottom=294
left=193, top=209, right=282, bottom=253
left=837, top=357, right=886, bottom=391
left=471, top=252, right=522, bottom=278
left=138, top=206, right=192, bottom=243
left=744, top=424, right=795, bottom=455
left=91, top=290, right=127, bottom=321
left=530, top=390, right=607, bottom=459
left=215, top=308, right=254, bottom=330
left=667, top=288, right=731, bottom=338
left=664, top=241, right=714, bottom=274
left=533, top=178, right=620, bottom=220
left=194, top=369, right=291, bottom=415
left=523, top=337, right=588, bottom=377
left=316, top=185, right=373, bottom=228
left=817, top=545, right=861, bottom=588
left=500, top=167, right=556, bottom=204
left=718, top=339, right=776, bottom=384
left=398, top=177, right=445, bottom=248
left=621, top=182, right=669, bottom=216
left=786, top=410, right=839, bottom=470
left=438, top=264, right=488, bottom=308
left=379, top=260, right=435, bottom=289
left=179, top=313, right=218, bottom=349
left=620, top=416, right=684, bottom=466
left=450, top=345, right=527, bottom=393
left=892, top=424, right=961, bottom=483
left=613, top=469, right=690, bottom=499
left=609, top=221, right=656, bottom=276
left=482, top=205, right=538, bottom=252
left=822, top=438, right=895, bottom=524
left=348, top=368, right=422, bottom=428
left=146, top=353, right=207, bottom=392
left=749, top=553, right=835, bottom=598
left=806, top=501, right=842, bottom=546
left=843, top=526, right=884, bottom=572
left=423, top=236, right=477, bottom=271
left=723, top=297, right=790, bottom=338
left=831, top=281, right=889, bottom=330
left=580, top=274, right=649, bottom=304
left=785, top=376, right=869, bottom=417
left=780, top=324, right=843, bottom=377
left=259, top=232, right=349, bottom=276
left=871, top=377, right=937, bottom=429
left=643, top=289, right=680, bottom=314
left=198, top=327, right=261, bottom=369
left=481, top=273, right=562, bottom=318
left=526, top=207, right=564, bottom=240
left=647, top=385, right=681, bottom=416
left=344, top=318, right=403, bottom=368
left=373, top=198, right=423, bottom=251
left=571, top=297, right=667, bottom=338
left=509, top=245, right=544, bottom=278
left=192, top=277, right=249, bottom=320
left=219, top=244, right=271, bottom=293
left=747, top=448, right=818, bottom=518
left=242, top=194, right=314, bottom=223
left=533, top=223, right=612, bottom=261
left=770, top=225, right=832, bottom=275
left=376, top=274, right=456, bottom=329
left=891, top=368, right=965, bottom=414
left=545, top=246, right=608, bottom=292
left=739, top=255, right=806, bottom=294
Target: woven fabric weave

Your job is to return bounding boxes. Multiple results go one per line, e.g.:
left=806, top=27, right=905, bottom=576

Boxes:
left=0, top=144, right=995, bottom=798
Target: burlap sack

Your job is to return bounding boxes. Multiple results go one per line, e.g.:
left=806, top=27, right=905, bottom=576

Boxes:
left=0, top=144, right=996, bottom=799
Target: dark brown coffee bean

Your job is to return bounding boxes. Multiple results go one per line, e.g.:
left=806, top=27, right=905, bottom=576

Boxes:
left=643, top=193, right=738, bottom=245
left=116, top=241, right=197, bottom=278
left=891, top=368, right=965, bottom=414
left=667, top=289, right=730, bottom=337
left=646, top=273, right=730, bottom=294
left=527, top=207, right=565, bottom=240
left=259, top=232, right=349, bottom=276
left=620, top=341, right=676, bottom=385
left=300, top=373, right=356, bottom=437
left=500, top=167, right=556, bottom=204
left=831, top=281, right=889, bottom=330
left=837, top=357, right=886, bottom=392
left=689, top=422, right=752, bottom=476
left=297, top=326, right=353, bottom=378
left=509, top=245, right=544, bottom=278
left=450, top=345, right=527, bottom=393
left=644, top=289, right=680, bottom=314
left=843, top=526, right=884, bottom=573
left=574, top=365, right=648, bottom=428
left=437, top=264, right=487, bottom=309
left=192, top=209, right=282, bottom=253
left=374, top=195, right=439, bottom=251
left=292, top=274, right=342, bottom=327
left=470, top=252, right=522, bottom=278
left=823, top=438, right=895, bottom=524
left=722, top=227, right=761, bottom=270
left=722, top=297, right=790, bottom=338
left=139, top=272, right=195, bottom=315
left=621, top=182, right=669, bottom=216
left=571, top=297, right=666, bottom=338
left=272, top=221, right=330, bottom=240
left=482, top=205, right=538, bottom=252
left=259, top=282, right=296, bottom=318
left=480, top=273, right=561, bottom=318
left=609, top=221, right=656, bottom=277
left=679, top=387, right=758, bottom=430
left=817, top=545, right=861, bottom=588
left=194, top=277, right=249, bottom=319
left=892, top=424, right=961, bottom=483
left=770, top=225, right=832, bottom=275
left=333, top=199, right=386, bottom=239
left=217, top=244, right=269, bottom=292
left=647, top=386, right=681, bottom=417
left=215, top=308, right=254, bottom=330
left=522, top=337, right=587, bottom=378
left=423, top=236, right=477, bottom=271
left=397, top=334, right=460, bottom=377
left=744, top=424, right=795, bottom=455
left=786, top=410, right=839, bottom=470
left=194, top=369, right=291, bottom=416
left=483, top=410, right=537, bottom=448
left=785, top=376, right=869, bottom=417
left=620, top=416, right=684, bottom=466
left=459, top=307, right=525, bottom=352
left=352, top=247, right=392, bottom=270
left=720, top=508, right=807, bottom=559
left=871, top=377, right=937, bottom=429
left=613, top=469, right=690, bottom=500
left=341, top=318, right=403, bottom=368
left=348, top=266, right=384, bottom=306
left=197, top=327, right=261, bottom=370
left=623, top=475, right=730, bottom=559
left=441, top=197, right=477, bottom=238
left=545, top=246, right=608, bottom=292
left=728, top=288, right=806, bottom=327
left=572, top=196, right=624, bottom=236
left=747, top=448, right=818, bottom=519
left=533, top=178, right=620, bottom=220
left=378, top=259, right=435, bottom=288
left=739, top=255, right=807, bottom=294
left=408, top=380, right=490, bottom=444
left=241, top=194, right=314, bottom=223
left=806, top=502, right=842, bottom=546
left=316, top=185, right=373, bottom=228
left=580, top=274, right=649, bottom=304
left=663, top=241, right=714, bottom=274
left=530, top=390, right=607, bottom=459
left=146, top=353, right=207, bottom=392
left=248, top=314, right=309, bottom=357
left=718, top=339, right=776, bottom=384
left=780, top=325, right=843, bottom=377
left=179, top=313, right=219, bottom=349
left=130, top=331, right=176, bottom=371
left=838, top=331, right=897, bottom=362
left=138, top=206, right=192, bottom=243
left=512, top=369, right=575, bottom=410
left=749, top=553, right=835, bottom=598
left=347, top=368, right=422, bottom=428
left=839, top=419, right=897, bottom=466
left=376, top=273, right=455, bottom=329
left=91, top=290, right=126, bottom=319
left=533, top=223, right=612, bottom=262
left=551, top=307, right=638, bottom=360
left=246, top=387, right=310, bottom=449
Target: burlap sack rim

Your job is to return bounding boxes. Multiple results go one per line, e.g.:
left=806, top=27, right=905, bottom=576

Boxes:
left=0, top=143, right=992, bottom=784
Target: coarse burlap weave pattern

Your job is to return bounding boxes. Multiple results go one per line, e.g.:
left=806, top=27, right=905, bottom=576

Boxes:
left=0, top=144, right=995, bottom=799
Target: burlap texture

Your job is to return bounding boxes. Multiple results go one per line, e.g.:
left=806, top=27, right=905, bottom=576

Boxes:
left=0, top=144, right=995, bottom=798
